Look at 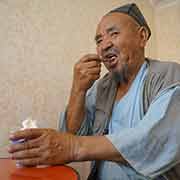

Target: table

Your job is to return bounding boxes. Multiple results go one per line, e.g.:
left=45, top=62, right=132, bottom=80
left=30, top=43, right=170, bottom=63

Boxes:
left=0, top=158, right=80, bottom=180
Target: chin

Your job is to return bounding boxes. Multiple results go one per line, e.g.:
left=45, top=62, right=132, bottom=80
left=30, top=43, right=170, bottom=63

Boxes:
left=112, top=64, right=129, bottom=84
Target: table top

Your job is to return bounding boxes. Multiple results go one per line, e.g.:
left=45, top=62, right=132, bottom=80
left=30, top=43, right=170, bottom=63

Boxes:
left=0, top=158, right=80, bottom=180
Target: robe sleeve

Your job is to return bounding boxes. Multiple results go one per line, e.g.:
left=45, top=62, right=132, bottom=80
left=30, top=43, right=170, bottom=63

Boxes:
left=106, top=86, right=180, bottom=178
left=58, top=81, right=98, bottom=136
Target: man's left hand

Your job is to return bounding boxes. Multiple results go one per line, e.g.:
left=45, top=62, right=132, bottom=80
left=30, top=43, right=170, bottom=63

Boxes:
left=8, top=128, right=79, bottom=166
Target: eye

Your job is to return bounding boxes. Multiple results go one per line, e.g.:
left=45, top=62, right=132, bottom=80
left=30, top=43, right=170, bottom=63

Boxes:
left=110, top=31, right=119, bottom=37
left=96, top=38, right=103, bottom=45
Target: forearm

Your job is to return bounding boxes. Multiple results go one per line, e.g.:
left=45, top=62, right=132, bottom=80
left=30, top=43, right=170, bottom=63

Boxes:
left=66, top=85, right=87, bottom=134
left=76, top=135, right=127, bottom=163
left=66, top=54, right=101, bottom=134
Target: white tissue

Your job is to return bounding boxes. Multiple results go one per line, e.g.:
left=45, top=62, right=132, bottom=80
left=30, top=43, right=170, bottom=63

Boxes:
left=21, top=117, right=38, bottom=130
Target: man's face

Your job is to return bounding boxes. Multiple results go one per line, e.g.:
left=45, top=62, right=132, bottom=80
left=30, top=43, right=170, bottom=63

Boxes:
left=95, top=12, right=143, bottom=83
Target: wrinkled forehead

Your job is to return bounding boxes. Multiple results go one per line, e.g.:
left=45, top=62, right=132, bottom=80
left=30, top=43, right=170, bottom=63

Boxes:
left=96, top=12, right=139, bottom=35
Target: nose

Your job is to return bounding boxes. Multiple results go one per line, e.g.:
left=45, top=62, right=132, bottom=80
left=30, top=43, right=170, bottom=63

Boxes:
left=101, top=36, right=113, bottom=52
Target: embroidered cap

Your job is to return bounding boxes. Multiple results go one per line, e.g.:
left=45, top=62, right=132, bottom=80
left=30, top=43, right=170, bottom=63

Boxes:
left=108, top=3, right=151, bottom=39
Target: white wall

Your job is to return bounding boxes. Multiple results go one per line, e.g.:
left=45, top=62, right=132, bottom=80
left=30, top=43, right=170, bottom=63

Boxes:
left=154, top=0, right=180, bottom=61
left=0, top=0, right=179, bottom=179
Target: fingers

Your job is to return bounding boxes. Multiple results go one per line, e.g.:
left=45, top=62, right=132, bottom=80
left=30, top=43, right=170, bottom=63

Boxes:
left=90, top=67, right=101, bottom=74
left=77, top=55, right=101, bottom=71
left=80, top=54, right=101, bottom=63
left=83, top=61, right=101, bottom=69
left=75, top=61, right=101, bottom=75
left=85, top=67, right=101, bottom=75
left=16, top=157, right=43, bottom=166
left=73, top=53, right=102, bottom=92
left=9, top=128, right=45, bottom=141
left=9, top=131, right=74, bottom=166
left=11, top=148, right=41, bottom=160
left=77, top=55, right=101, bottom=76
left=8, top=138, right=40, bottom=153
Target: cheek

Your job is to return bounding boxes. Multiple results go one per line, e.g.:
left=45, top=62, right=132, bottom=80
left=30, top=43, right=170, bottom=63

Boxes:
left=117, top=43, right=129, bottom=61
left=119, top=39, right=137, bottom=60
left=119, top=52, right=128, bottom=62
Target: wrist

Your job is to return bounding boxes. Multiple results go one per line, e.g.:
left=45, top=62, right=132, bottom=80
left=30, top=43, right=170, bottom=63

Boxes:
left=72, top=136, right=85, bottom=162
left=71, top=80, right=89, bottom=95
left=71, top=86, right=87, bottom=97
left=73, top=136, right=86, bottom=162
left=74, top=136, right=98, bottom=162
left=73, top=136, right=126, bottom=163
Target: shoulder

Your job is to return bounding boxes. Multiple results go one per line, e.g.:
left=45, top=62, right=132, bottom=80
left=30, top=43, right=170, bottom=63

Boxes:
left=142, top=59, right=180, bottom=114
left=147, top=58, right=180, bottom=78
left=146, top=58, right=180, bottom=86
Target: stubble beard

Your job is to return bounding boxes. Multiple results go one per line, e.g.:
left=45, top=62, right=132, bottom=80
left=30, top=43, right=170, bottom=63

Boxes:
left=112, top=63, right=129, bottom=85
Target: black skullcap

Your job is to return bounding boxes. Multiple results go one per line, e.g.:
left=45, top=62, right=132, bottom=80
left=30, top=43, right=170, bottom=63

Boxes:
left=108, top=3, right=151, bottom=39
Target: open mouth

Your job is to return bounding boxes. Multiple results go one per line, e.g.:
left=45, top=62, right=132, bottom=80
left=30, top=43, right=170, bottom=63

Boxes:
left=103, top=53, right=118, bottom=67
left=104, top=53, right=117, bottom=61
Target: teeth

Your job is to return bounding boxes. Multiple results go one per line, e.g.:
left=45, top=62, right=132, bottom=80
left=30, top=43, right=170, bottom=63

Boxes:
left=106, top=54, right=116, bottom=58
left=110, top=56, right=116, bottom=61
left=103, top=54, right=117, bottom=62
left=108, top=55, right=116, bottom=60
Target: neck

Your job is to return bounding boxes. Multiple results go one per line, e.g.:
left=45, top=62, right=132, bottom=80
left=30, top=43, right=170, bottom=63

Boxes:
left=127, top=53, right=145, bottom=83
left=115, top=56, right=145, bottom=101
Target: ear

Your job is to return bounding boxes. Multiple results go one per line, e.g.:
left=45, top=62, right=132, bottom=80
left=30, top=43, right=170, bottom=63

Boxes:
left=138, top=26, right=149, bottom=48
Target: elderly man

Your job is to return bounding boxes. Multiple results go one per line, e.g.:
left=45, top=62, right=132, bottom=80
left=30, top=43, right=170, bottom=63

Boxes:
left=9, top=3, right=180, bottom=180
